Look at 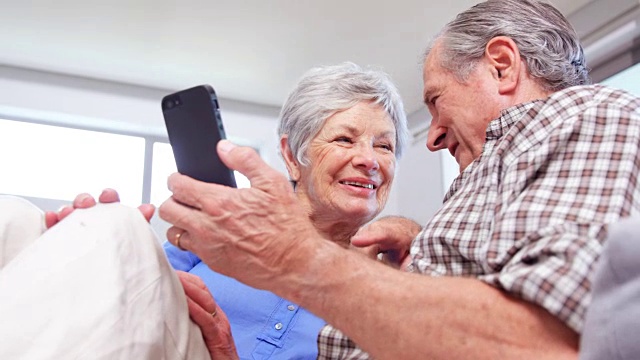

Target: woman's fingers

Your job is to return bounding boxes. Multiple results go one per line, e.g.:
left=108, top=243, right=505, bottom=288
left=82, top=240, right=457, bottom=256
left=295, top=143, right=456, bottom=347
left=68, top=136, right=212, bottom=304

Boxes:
left=177, top=271, right=238, bottom=359
left=47, top=189, right=153, bottom=230
left=56, top=205, right=75, bottom=223
left=137, top=204, right=155, bottom=223
left=72, top=193, right=97, bottom=209
left=44, top=211, right=59, bottom=229
left=98, top=188, right=120, bottom=203
left=178, top=271, right=216, bottom=312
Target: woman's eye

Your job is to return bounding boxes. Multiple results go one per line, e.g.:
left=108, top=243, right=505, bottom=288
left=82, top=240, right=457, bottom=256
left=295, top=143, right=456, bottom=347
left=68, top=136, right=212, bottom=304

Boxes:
left=377, top=143, right=393, bottom=152
left=335, top=136, right=352, bottom=143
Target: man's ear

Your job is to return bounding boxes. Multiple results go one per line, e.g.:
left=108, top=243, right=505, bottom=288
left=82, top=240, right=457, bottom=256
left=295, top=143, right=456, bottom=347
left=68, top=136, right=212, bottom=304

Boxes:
left=485, top=36, right=521, bottom=94
left=279, top=135, right=301, bottom=181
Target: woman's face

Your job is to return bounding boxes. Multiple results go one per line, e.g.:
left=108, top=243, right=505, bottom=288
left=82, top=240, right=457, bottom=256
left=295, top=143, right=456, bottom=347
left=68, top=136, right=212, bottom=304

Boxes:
left=285, top=101, right=397, bottom=225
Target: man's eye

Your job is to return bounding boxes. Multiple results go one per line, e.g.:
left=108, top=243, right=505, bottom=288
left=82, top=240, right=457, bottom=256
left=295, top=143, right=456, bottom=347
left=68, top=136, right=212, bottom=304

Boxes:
left=430, top=96, right=439, bottom=105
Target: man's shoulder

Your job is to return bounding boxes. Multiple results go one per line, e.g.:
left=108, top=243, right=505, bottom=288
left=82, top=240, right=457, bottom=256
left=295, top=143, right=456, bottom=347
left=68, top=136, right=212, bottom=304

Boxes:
left=546, top=84, right=640, bottom=113
left=498, top=84, right=640, bottom=158
left=519, top=84, right=640, bottom=132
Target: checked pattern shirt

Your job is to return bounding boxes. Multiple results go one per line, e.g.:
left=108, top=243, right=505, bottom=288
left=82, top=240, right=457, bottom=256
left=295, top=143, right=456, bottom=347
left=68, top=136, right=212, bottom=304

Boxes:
left=317, top=85, right=640, bottom=359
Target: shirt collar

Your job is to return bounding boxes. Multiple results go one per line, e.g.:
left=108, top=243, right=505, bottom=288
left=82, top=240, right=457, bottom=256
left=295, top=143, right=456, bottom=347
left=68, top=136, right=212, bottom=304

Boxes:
left=485, top=101, right=541, bottom=140
left=443, top=100, right=542, bottom=202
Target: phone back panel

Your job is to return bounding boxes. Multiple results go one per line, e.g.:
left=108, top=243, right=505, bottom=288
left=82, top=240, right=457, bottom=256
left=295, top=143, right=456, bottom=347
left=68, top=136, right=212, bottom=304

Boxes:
left=162, top=85, right=237, bottom=187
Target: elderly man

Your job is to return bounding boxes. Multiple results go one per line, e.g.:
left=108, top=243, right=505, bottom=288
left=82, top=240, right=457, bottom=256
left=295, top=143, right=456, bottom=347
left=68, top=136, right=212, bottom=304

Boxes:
left=159, top=0, right=640, bottom=359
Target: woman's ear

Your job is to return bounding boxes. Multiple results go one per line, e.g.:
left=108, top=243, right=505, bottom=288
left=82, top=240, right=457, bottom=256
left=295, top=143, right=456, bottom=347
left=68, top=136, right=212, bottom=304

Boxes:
left=279, top=135, right=301, bottom=181
left=485, top=36, right=521, bottom=95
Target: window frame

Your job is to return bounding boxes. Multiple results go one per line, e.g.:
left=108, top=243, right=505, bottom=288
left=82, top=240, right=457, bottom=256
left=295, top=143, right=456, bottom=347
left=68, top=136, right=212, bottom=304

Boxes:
left=0, top=114, right=257, bottom=207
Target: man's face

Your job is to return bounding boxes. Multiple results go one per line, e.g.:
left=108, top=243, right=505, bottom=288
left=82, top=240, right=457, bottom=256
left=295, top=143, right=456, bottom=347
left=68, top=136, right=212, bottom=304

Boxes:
left=423, top=43, right=503, bottom=172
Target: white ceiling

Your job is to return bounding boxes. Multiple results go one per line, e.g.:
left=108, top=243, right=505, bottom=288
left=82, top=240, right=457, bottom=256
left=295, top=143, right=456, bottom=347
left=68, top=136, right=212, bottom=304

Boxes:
left=0, top=0, right=594, bottom=115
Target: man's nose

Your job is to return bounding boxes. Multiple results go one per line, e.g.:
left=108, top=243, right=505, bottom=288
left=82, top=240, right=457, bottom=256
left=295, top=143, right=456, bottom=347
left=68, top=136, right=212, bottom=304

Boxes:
left=426, top=122, right=447, bottom=152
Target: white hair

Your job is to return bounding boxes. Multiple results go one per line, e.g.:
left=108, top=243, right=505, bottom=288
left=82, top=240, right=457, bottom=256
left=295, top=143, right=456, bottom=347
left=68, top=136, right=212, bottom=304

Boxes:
left=278, top=62, right=409, bottom=166
left=425, top=0, right=590, bottom=91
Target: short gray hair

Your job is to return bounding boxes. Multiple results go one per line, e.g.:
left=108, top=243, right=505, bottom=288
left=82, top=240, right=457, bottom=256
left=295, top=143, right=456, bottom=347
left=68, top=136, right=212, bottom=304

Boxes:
left=278, top=62, right=409, bottom=166
left=426, top=0, right=590, bottom=92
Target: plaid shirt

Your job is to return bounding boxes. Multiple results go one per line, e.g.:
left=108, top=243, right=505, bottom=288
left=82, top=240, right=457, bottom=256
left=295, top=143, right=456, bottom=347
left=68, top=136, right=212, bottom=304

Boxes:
left=317, top=85, right=640, bottom=359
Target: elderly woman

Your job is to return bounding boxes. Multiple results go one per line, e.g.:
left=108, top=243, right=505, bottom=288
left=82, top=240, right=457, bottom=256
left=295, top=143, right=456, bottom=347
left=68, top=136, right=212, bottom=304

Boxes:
left=163, top=62, right=408, bottom=358
left=0, top=62, right=408, bottom=359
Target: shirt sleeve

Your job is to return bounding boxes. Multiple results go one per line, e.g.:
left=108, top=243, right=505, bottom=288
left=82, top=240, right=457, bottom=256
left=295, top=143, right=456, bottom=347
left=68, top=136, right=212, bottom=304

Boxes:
left=162, top=240, right=201, bottom=272
left=479, top=223, right=603, bottom=333
left=479, top=92, right=640, bottom=333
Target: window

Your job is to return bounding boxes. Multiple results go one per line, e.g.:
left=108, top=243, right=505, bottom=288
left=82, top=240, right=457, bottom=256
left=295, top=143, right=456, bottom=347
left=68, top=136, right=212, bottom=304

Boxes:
left=0, top=119, right=145, bottom=205
left=0, top=120, right=252, bottom=211
left=601, top=62, right=640, bottom=96
left=150, top=142, right=250, bottom=206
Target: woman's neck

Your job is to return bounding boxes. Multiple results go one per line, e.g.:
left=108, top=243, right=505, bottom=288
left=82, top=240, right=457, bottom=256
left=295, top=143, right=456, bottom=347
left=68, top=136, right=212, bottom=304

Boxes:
left=310, top=215, right=361, bottom=248
left=296, top=193, right=365, bottom=248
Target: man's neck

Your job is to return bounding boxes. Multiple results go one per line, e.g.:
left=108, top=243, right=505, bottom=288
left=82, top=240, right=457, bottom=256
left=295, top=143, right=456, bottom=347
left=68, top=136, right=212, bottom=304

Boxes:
left=507, top=75, right=554, bottom=108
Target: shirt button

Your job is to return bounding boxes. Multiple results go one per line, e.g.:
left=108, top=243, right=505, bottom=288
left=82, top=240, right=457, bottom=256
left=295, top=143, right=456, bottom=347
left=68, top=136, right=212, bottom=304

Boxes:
left=287, top=305, right=295, bottom=311
left=275, top=322, right=283, bottom=330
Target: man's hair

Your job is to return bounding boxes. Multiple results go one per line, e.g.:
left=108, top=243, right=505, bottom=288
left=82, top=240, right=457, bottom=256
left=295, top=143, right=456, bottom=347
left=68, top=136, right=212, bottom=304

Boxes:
left=425, top=0, right=591, bottom=91
left=278, top=62, right=409, bottom=166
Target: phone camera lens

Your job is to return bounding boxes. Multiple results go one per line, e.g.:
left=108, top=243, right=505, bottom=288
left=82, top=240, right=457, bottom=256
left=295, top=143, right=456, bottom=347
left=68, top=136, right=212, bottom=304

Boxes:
left=164, top=96, right=182, bottom=110
left=164, top=99, right=178, bottom=109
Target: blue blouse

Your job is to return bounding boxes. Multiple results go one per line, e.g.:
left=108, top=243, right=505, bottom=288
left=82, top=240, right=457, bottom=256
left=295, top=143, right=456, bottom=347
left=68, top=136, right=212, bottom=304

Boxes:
left=164, top=242, right=325, bottom=359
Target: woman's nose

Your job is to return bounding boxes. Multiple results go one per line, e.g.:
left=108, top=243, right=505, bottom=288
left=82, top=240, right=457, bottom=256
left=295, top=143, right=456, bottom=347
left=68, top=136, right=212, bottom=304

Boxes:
left=352, top=146, right=380, bottom=172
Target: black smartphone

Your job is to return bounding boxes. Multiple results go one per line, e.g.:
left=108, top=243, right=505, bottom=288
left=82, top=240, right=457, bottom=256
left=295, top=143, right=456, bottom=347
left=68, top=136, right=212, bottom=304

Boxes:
left=162, top=85, right=237, bottom=187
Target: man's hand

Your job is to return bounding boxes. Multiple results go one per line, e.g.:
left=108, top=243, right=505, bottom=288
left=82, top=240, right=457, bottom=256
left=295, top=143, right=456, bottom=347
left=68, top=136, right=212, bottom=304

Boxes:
left=350, top=216, right=422, bottom=269
left=44, top=189, right=155, bottom=228
left=159, top=140, right=321, bottom=293
left=177, top=271, right=238, bottom=360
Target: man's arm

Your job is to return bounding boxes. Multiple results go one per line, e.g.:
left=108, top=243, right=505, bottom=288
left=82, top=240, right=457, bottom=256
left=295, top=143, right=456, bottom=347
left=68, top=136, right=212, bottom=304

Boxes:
left=159, top=141, right=578, bottom=359
left=300, top=238, right=578, bottom=359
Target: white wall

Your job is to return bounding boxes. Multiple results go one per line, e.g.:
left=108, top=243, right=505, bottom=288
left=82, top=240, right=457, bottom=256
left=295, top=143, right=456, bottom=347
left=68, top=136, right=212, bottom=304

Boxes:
left=391, top=106, right=446, bottom=224
left=0, top=65, right=286, bottom=173
left=0, top=65, right=447, bottom=226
